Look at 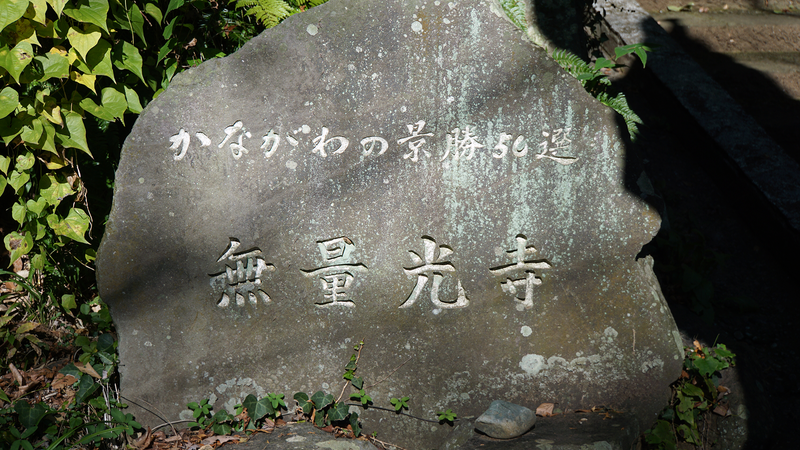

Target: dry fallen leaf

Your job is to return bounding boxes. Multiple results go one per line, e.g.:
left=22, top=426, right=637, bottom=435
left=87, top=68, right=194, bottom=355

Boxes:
left=201, top=435, right=242, bottom=446
left=74, top=361, right=101, bottom=379
left=713, top=404, right=731, bottom=416
left=130, top=427, right=154, bottom=450
left=52, top=373, right=78, bottom=390
left=536, top=403, right=555, bottom=417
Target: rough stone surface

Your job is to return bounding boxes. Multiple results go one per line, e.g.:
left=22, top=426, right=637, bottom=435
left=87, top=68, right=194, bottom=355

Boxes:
left=217, top=423, right=378, bottom=450
left=456, top=412, right=639, bottom=450
left=474, top=400, right=536, bottom=439
left=97, top=0, right=682, bottom=447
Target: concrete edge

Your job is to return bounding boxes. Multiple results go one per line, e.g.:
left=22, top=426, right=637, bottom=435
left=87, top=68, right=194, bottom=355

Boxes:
left=593, top=0, right=800, bottom=243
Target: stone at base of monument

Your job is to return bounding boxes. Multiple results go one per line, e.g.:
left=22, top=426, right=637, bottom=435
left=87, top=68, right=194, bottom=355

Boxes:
left=474, top=400, right=536, bottom=439
left=218, top=422, right=379, bottom=450
left=97, top=0, right=683, bottom=447
left=449, top=412, right=639, bottom=450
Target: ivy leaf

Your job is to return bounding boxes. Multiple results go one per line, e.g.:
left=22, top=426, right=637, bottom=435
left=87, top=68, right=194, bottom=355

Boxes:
left=328, top=402, right=349, bottom=422
left=73, top=373, right=99, bottom=405
left=8, top=170, right=30, bottom=192
left=57, top=110, right=91, bottom=155
left=124, top=86, right=143, bottom=114
left=39, top=173, right=74, bottom=206
left=349, top=413, right=360, bottom=436
left=129, top=3, right=146, bottom=45
left=15, top=401, right=48, bottom=430
left=0, top=175, right=6, bottom=195
left=34, top=50, right=70, bottom=80
left=85, top=38, right=114, bottom=81
left=293, top=392, right=314, bottom=415
left=63, top=0, right=109, bottom=34
left=310, top=391, right=333, bottom=409
left=39, top=119, right=56, bottom=153
left=242, top=394, right=274, bottom=421
left=113, top=41, right=146, bottom=83
left=0, top=87, right=20, bottom=119
left=67, top=26, right=102, bottom=62
left=4, top=231, right=33, bottom=266
left=46, top=0, right=68, bottom=17
left=0, top=0, right=29, bottom=34
left=47, top=207, right=90, bottom=244
left=0, top=42, right=35, bottom=84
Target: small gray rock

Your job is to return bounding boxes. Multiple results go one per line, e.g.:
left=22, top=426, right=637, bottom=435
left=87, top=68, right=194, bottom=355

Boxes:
left=474, top=400, right=536, bottom=439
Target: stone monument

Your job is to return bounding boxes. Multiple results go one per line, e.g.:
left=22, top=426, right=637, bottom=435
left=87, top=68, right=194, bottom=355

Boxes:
left=97, top=0, right=683, bottom=446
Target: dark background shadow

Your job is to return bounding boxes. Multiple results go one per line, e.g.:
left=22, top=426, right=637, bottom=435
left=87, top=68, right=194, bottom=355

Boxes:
left=532, top=0, right=800, bottom=447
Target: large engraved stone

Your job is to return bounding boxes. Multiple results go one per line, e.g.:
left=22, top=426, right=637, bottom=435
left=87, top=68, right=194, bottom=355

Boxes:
left=96, top=0, right=683, bottom=447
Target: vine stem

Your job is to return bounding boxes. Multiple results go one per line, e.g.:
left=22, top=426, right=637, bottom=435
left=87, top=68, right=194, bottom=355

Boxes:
left=335, top=339, right=364, bottom=404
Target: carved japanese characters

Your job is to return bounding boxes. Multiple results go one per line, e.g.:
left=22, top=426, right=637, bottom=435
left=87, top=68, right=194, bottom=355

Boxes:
left=97, top=1, right=682, bottom=448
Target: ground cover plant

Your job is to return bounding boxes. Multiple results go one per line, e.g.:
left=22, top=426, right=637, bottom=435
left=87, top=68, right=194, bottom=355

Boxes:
left=0, top=1, right=263, bottom=448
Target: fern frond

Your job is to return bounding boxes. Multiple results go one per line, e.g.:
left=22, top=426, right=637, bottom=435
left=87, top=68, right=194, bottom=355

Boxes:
left=236, top=0, right=299, bottom=28
left=496, top=0, right=527, bottom=31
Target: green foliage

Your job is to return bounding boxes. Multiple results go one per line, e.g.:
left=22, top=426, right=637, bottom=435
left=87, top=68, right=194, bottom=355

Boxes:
left=390, top=396, right=409, bottom=412
left=644, top=342, right=736, bottom=449
left=551, top=48, right=644, bottom=138
left=1, top=3, right=263, bottom=449
left=497, top=1, right=648, bottom=139
left=436, top=409, right=457, bottom=424
left=235, top=0, right=328, bottom=28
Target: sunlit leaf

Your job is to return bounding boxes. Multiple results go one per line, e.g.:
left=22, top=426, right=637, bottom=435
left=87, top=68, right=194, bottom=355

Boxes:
left=0, top=175, right=6, bottom=195
left=4, top=231, right=33, bottom=266
left=144, top=2, right=162, bottom=25
left=20, top=116, right=44, bottom=145
left=0, top=0, right=29, bottom=34
left=46, top=0, right=68, bottom=17
left=67, top=26, right=102, bottom=62
left=28, top=0, right=48, bottom=24
left=39, top=172, right=74, bottom=206
left=16, top=150, right=35, bottom=170
left=34, top=50, right=70, bottom=80
left=0, top=155, right=10, bottom=174
left=70, top=70, right=97, bottom=93
left=79, top=97, right=115, bottom=121
left=26, top=197, right=47, bottom=215
left=85, top=38, right=114, bottom=81
left=0, top=42, right=35, bottom=84
left=57, top=110, right=91, bottom=155
left=48, top=207, right=90, bottom=243
left=12, top=201, right=26, bottom=224
left=0, top=87, right=19, bottom=119
left=8, top=170, right=30, bottom=192
left=63, top=0, right=109, bottom=33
